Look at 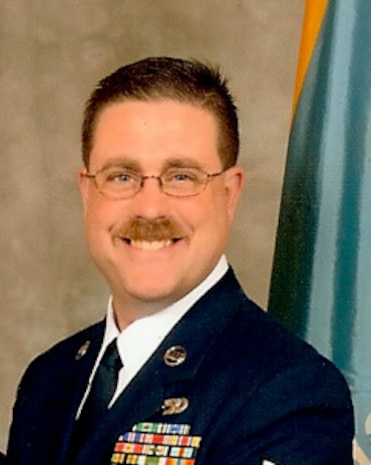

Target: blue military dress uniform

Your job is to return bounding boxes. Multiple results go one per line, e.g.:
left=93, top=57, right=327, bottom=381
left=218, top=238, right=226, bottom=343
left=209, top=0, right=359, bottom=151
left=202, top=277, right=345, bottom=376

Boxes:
left=7, top=269, right=354, bottom=464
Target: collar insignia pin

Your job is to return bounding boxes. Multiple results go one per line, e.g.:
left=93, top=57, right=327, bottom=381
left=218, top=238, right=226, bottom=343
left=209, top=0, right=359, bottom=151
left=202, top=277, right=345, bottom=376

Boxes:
left=75, top=340, right=90, bottom=360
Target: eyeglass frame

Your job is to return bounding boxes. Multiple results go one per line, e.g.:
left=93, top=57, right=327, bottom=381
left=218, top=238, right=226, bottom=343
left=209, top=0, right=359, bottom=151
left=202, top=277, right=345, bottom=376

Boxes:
left=82, top=165, right=228, bottom=200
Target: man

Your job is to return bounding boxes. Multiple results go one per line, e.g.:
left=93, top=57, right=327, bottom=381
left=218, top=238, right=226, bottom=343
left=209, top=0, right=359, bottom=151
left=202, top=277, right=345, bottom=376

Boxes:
left=7, top=57, right=353, bottom=465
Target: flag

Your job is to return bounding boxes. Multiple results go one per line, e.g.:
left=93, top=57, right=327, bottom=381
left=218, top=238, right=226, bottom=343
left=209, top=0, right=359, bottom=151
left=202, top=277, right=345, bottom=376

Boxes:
left=268, top=1, right=371, bottom=463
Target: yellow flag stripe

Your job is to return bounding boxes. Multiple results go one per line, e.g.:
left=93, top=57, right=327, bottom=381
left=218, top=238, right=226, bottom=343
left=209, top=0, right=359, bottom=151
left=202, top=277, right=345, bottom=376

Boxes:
left=292, top=0, right=329, bottom=115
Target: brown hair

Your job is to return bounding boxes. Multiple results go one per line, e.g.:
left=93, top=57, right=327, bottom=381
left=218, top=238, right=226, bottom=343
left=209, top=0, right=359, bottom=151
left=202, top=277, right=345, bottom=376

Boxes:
left=82, top=57, right=239, bottom=169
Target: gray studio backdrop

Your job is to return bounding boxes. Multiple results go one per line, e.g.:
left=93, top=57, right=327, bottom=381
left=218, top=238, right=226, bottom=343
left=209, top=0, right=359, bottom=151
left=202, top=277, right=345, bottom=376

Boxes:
left=0, top=0, right=304, bottom=450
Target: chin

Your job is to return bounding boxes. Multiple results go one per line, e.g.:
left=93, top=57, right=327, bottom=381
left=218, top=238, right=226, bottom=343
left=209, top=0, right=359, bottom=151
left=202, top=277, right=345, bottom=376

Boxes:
left=122, top=279, right=189, bottom=307
left=130, top=287, right=179, bottom=304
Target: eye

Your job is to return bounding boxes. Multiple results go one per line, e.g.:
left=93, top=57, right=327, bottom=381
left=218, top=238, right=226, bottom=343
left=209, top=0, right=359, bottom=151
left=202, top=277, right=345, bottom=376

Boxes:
left=164, top=168, right=200, bottom=184
left=104, top=169, right=138, bottom=184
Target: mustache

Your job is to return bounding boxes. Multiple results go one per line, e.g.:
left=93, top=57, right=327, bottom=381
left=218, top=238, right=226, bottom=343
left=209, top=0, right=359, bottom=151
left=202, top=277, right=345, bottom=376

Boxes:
left=119, top=217, right=186, bottom=242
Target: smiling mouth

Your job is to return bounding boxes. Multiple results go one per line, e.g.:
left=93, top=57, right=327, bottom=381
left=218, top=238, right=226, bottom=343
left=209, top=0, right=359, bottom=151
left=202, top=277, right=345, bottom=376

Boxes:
left=119, top=218, right=185, bottom=251
left=123, top=238, right=181, bottom=250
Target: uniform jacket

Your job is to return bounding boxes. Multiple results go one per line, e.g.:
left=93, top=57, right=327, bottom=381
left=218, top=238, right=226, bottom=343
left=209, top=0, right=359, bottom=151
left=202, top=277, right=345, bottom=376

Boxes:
left=7, top=269, right=354, bottom=465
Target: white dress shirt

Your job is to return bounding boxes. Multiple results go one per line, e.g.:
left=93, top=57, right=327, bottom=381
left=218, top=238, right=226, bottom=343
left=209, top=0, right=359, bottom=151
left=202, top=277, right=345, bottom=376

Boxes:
left=77, top=255, right=228, bottom=415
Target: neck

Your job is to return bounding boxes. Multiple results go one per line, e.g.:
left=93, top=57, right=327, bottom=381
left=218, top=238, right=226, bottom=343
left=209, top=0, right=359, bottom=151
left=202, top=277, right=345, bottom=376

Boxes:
left=111, top=295, right=173, bottom=331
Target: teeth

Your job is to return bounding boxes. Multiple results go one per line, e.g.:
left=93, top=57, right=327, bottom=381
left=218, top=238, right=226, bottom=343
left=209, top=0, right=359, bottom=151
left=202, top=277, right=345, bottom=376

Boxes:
left=130, top=240, right=172, bottom=250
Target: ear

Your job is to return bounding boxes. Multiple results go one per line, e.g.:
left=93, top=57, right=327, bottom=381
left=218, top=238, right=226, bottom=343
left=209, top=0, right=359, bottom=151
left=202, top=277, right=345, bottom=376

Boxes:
left=78, top=167, right=90, bottom=217
left=223, top=165, right=245, bottom=222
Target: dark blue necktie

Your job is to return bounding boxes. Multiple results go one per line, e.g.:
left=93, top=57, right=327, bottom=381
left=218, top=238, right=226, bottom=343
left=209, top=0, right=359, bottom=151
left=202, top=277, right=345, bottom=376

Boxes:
left=71, top=339, right=122, bottom=451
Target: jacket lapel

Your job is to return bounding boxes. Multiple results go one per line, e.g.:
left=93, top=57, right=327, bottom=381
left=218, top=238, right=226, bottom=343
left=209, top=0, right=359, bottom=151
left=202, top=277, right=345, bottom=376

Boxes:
left=56, top=322, right=105, bottom=465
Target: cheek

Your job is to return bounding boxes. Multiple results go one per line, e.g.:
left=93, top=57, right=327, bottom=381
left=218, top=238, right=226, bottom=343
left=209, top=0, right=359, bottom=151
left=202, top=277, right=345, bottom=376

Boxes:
left=84, top=197, right=121, bottom=232
left=184, top=193, right=230, bottom=236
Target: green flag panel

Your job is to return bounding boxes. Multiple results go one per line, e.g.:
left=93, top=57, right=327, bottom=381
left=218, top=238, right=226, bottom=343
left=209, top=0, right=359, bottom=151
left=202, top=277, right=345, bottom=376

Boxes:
left=268, top=1, right=371, bottom=461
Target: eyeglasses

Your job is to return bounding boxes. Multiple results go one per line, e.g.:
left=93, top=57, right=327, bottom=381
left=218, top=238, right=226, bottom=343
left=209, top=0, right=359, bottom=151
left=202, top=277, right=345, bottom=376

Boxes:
left=83, top=165, right=226, bottom=199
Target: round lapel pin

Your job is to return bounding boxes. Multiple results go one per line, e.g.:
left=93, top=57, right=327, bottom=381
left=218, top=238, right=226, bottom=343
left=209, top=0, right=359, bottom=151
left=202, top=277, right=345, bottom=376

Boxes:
left=163, top=345, right=187, bottom=367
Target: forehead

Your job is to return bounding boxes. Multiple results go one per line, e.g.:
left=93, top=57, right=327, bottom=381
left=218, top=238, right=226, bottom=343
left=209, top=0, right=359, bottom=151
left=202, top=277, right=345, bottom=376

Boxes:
left=90, top=99, right=222, bottom=170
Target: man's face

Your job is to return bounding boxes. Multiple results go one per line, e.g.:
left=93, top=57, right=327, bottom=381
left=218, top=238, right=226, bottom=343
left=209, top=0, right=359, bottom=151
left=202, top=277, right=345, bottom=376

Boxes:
left=79, top=99, right=244, bottom=319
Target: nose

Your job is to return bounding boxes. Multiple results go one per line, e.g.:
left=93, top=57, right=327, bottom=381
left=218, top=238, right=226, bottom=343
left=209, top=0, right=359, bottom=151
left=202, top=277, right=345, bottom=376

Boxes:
left=132, top=175, right=169, bottom=219
left=140, top=175, right=163, bottom=191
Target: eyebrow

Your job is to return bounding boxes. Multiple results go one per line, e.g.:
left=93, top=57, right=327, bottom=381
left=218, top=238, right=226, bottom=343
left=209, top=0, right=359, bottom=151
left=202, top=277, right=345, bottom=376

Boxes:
left=99, top=158, right=141, bottom=172
left=162, top=158, right=204, bottom=170
left=98, top=156, right=205, bottom=172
